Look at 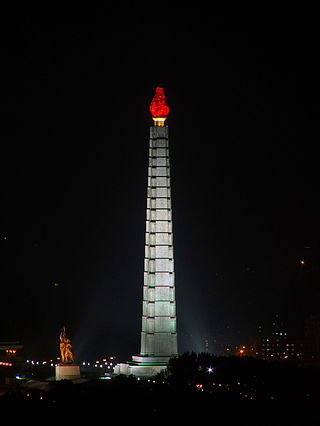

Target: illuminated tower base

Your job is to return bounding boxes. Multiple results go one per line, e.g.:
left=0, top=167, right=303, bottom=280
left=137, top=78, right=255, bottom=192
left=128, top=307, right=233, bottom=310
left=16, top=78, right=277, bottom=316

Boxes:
left=114, top=90, right=178, bottom=377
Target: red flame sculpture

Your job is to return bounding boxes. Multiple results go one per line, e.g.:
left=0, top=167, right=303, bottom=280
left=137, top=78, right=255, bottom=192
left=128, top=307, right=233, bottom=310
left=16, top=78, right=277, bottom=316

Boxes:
left=150, top=87, right=170, bottom=117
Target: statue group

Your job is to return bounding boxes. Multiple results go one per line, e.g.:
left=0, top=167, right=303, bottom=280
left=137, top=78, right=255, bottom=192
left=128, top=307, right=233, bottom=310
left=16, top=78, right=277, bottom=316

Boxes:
left=59, top=326, right=75, bottom=364
left=55, top=326, right=80, bottom=380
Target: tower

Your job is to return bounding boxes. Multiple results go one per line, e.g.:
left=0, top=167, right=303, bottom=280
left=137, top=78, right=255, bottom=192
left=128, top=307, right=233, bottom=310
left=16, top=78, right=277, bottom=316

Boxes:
left=114, top=87, right=178, bottom=377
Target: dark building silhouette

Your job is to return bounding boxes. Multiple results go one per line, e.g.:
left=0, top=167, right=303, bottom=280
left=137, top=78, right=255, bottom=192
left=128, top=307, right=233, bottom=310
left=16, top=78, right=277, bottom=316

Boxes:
left=303, top=314, right=320, bottom=367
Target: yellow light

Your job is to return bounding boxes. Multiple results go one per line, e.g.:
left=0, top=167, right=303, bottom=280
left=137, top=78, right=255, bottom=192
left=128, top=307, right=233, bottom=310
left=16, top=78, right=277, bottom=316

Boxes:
left=152, top=117, right=167, bottom=126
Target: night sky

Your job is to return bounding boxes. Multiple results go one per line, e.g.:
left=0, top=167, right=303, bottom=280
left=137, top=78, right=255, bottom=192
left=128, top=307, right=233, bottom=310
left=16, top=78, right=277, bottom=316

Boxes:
left=1, top=7, right=320, bottom=360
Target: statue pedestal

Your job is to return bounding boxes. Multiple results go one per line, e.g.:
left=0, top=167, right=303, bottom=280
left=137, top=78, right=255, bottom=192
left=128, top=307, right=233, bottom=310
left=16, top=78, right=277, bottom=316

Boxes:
left=55, top=364, right=81, bottom=381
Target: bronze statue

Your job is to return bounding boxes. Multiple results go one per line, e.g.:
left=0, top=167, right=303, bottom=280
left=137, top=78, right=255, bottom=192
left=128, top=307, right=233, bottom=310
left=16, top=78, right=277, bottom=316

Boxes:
left=59, top=326, right=75, bottom=364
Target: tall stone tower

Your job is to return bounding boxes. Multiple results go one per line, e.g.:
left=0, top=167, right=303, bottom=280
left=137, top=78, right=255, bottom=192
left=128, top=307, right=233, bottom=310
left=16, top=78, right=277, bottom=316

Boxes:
left=114, top=87, right=178, bottom=377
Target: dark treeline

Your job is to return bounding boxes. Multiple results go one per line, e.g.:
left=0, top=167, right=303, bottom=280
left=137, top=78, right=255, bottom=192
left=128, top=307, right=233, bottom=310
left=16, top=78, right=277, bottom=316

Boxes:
left=166, top=351, right=320, bottom=401
left=1, top=353, right=319, bottom=423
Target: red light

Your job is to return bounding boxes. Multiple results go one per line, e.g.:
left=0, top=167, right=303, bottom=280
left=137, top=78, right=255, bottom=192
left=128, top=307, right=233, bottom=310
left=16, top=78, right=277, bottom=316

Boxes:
left=150, top=87, right=170, bottom=117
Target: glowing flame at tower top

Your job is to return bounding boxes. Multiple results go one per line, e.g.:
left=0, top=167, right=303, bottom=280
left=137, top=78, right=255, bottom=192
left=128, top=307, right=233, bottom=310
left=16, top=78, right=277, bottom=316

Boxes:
left=150, top=87, right=170, bottom=126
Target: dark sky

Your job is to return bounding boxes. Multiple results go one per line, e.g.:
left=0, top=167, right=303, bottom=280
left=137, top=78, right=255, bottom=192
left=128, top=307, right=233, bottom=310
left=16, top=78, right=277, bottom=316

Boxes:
left=1, top=7, right=320, bottom=360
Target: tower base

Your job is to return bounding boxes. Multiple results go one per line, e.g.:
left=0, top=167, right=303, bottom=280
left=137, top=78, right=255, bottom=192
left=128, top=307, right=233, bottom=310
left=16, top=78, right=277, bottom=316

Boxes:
left=55, top=364, right=81, bottom=381
left=113, top=355, right=173, bottom=378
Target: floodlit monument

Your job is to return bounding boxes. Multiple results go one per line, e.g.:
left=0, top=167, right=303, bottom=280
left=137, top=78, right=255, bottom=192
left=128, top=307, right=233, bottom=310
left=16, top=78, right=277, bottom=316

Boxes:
left=55, top=326, right=81, bottom=380
left=114, top=87, right=178, bottom=377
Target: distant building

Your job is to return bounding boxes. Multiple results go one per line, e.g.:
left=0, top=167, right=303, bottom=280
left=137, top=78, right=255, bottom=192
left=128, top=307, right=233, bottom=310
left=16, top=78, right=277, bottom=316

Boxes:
left=0, top=341, right=23, bottom=358
left=303, top=314, right=320, bottom=367
left=259, top=334, right=302, bottom=361
left=0, top=341, right=23, bottom=387
left=244, top=315, right=303, bottom=362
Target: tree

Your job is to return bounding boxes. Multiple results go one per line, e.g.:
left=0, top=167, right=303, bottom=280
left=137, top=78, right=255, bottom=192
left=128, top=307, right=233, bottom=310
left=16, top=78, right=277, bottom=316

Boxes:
left=165, top=352, right=216, bottom=386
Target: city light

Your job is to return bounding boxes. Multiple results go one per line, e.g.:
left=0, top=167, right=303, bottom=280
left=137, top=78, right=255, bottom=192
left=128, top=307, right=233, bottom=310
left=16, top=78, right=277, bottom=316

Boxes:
left=0, top=361, right=12, bottom=366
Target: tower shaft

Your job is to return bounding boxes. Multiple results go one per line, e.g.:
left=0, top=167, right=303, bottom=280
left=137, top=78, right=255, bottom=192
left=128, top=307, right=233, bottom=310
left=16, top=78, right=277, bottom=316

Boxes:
left=140, top=125, right=178, bottom=357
